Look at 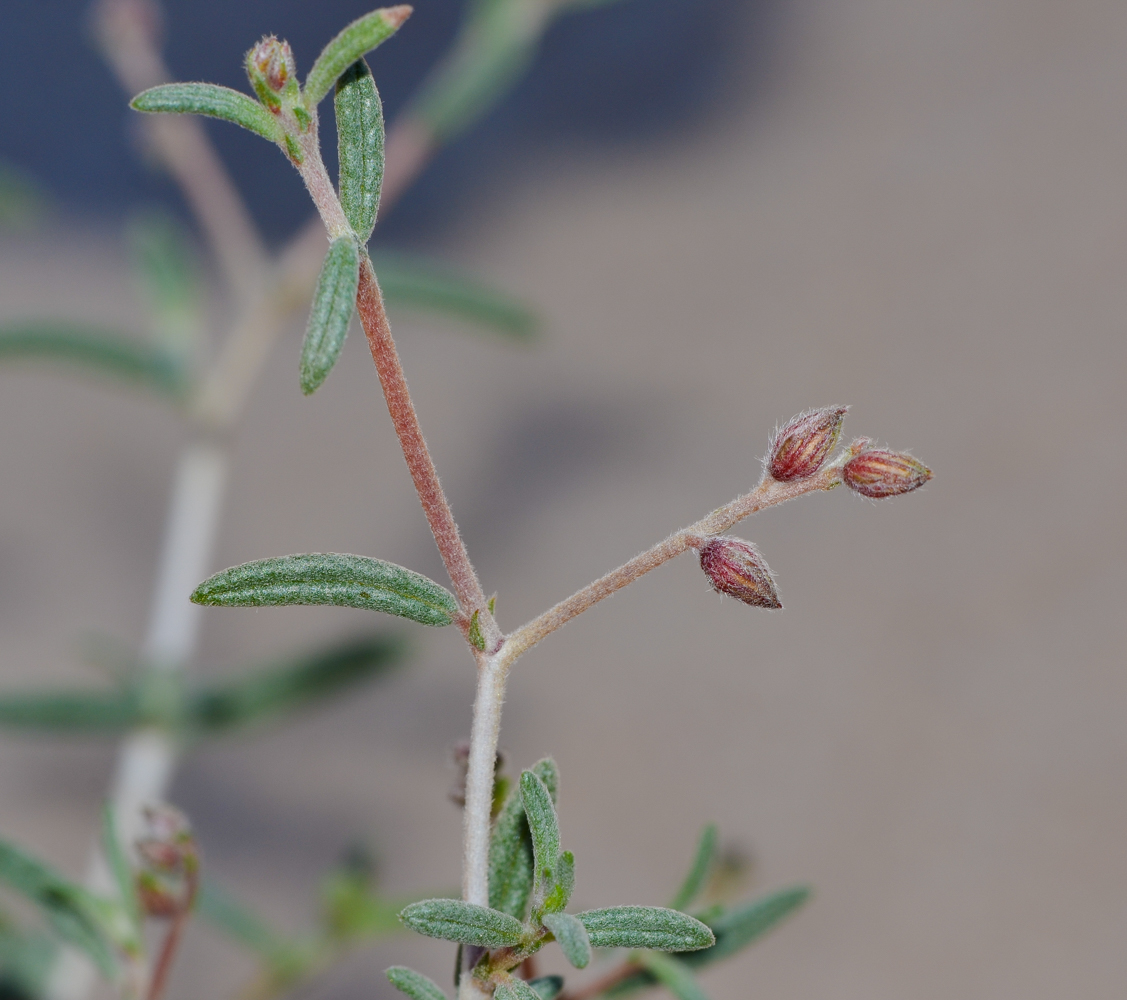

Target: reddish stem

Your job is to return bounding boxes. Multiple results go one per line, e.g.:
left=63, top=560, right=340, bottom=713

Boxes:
left=145, top=873, right=198, bottom=1000
left=355, top=255, right=494, bottom=635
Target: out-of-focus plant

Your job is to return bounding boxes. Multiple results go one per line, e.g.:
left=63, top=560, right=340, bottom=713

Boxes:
left=0, top=3, right=933, bottom=1000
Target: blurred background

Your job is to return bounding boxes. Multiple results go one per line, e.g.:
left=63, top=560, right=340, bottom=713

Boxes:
left=1, top=0, right=1125, bottom=998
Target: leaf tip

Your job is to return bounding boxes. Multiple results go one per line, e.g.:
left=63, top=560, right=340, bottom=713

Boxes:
left=384, top=5, right=413, bottom=30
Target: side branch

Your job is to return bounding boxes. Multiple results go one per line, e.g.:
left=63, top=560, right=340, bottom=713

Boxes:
left=502, top=467, right=842, bottom=662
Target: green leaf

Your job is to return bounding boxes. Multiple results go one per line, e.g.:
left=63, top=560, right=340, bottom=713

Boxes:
left=191, top=553, right=458, bottom=627
left=0, top=323, right=189, bottom=398
left=669, top=824, right=718, bottom=912
left=495, top=980, right=542, bottom=1000
left=0, top=688, right=142, bottom=733
left=300, top=237, right=360, bottom=394
left=187, top=634, right=402, bottom=735
left=527, top=976, right=564, bottom=1000
left=681, top=886, right=810, bottom=968
left=196, top=879, right=290, bottom=961
left=489, top=758, right=558, bottom=919
left=520, top=772, right=559, bottom=905
left=320, top=853, right=404, bottom=941
left=0, top=840, right=118, bottom=977
left=386, top=966, right=448, bottom=1000
left=399, top=899, right=524, bottom=948
left=541, top=912, right=590, bottom=969
left=373, top=252, right=537, bottom=340
left=576, top=907, right=714, bottom=953
left=335, top=60, right=384, bottom=242
left=130, top=83, right=282, bottom=142
left=638, top=953, right=709, bottom=1000
left=100, top=806, right=140, bottom=939
left=305, top=6, right=412, bottom=106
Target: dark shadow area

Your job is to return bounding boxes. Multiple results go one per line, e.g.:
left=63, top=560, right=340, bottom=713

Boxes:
left=0, top=0, right=782, bottom=246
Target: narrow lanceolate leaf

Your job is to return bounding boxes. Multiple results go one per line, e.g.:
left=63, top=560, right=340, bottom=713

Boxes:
left=527, top=977, right=564, bottom=1000
left=191, top=553, right=457, bottom=627
left=0, top=840, right=118, bottom=976
left=494, top=980, right=542, bottom=1000
left=682, top=886, right=810, bottom=968
left=305, top=6, right=412, bottom=106
left=386, top=966, right=448, bottom=1000
left=0, top=688, right=141, bottom=732
left=131, top=83, right=282, bottom=142
left=373, top=252, right=538, bottom=340
left=336, top=60, right=384, bottom=242
left=0, top=323, right=188, bottom=398
left=576, top=907, right=714, bottom=952
left=638, top=953, right=709, bottom=1000
left=188, top=635, right=402, bottom=735
left=301, top=237, right=360, bottom=394
left=669, top=824, right=718, bottom=912
left=542, top=912, right=590, bottom=969
left=489, top=758, right=558, bottom=918
left=520, top=771, right=559, bottom=901
left=399, top=899, right=524, bottom=948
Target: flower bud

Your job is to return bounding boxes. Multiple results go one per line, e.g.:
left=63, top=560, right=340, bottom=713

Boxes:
left=843, top=447, right=932, bottom=498
left=699, top=536, right=781, bottom=609
left=768, top=406, right=847, bottom=481
left=246, top=36, right=296, bottom=108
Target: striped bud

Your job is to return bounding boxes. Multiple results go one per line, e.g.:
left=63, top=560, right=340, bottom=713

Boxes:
left=768, top=406, right=847, bottom=481
left=246, top=36, right=296, bottom=108
left=843, top=447, right=932, bottom=498
left=699, top=536, right=781, bottom=609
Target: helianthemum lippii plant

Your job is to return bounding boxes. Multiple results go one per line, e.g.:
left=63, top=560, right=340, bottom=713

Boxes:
left=124, top=10, right=935, bottom=998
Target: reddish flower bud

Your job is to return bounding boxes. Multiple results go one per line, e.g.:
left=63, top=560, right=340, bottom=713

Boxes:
left=843, top=448, right=932, bottom=498
left=768, top=406, right=847, bottom=481
left=135, top=871, right=180, bottom=918
left=699, top=536, right=781, bottom=609
left=246, top=36, right=296, bottom=107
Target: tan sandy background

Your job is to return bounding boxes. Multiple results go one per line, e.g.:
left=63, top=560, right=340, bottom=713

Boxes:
left=2, top=0, right=1126, bottom=998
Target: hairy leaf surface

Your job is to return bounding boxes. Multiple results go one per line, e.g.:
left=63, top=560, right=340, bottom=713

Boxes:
left=301, top=237, right=360, bottom=394
left=131, top=83, right=281, bottom=142
left=542, top=912, right=590, bottom=969
left=399, top=899, right=524, bottom=947
left=191, top=553, right=457, bottom=626
left=576, top=907, right=713, bottom=952
left=305, top=7, right=411, bottom=105
left=336, top=60, right=384, bottom=242
left=489, top=758, right=558, bottom=918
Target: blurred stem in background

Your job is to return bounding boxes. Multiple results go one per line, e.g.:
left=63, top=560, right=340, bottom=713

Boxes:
left=29, top=0, right=617, bottom=997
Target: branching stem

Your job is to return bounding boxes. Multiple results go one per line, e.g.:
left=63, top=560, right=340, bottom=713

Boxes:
left=502, top=465, right=843, bottom=664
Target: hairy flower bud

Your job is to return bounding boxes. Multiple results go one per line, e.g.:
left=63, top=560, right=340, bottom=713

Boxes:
left=246, top=36, right=296, bottom=108
left=843, top=447, right=932, bottom=498
left=699, top=536, right=781, bottom=609
left=768, top=406, right=847, bottom=481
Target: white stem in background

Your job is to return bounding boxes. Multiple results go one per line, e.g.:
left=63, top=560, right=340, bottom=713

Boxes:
left=46, top=443, right=228, bottom=1000
left=462, top=653, right=508, bottom=909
